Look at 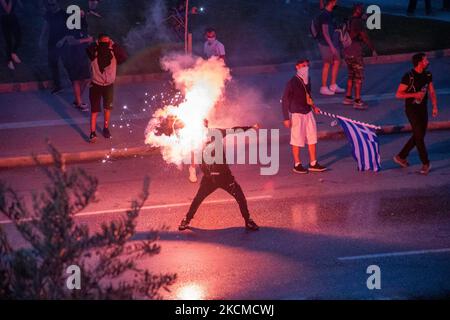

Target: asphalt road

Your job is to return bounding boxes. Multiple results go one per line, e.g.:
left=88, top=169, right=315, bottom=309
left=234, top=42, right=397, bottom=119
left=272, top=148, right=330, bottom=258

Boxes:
left=1, top=131, right=450, bottom=299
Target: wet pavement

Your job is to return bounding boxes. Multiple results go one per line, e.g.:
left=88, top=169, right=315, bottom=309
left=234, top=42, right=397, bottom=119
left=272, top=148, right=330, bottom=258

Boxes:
left=1, top=131, right=450, bottom=299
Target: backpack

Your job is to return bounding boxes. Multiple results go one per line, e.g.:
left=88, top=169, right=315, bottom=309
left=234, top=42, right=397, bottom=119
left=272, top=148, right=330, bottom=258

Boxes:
left=337, top=19, right=352, bottom=48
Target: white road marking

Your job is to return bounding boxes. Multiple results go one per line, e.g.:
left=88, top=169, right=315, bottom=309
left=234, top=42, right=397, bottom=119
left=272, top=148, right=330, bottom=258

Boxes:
left=0, top=195, right=273, bottom=225
left=338, top=248, right=450, bottom=261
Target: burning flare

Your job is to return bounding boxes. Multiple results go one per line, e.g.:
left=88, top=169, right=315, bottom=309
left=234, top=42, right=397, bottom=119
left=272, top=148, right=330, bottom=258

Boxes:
left=145, top=54, right=231, bottom=165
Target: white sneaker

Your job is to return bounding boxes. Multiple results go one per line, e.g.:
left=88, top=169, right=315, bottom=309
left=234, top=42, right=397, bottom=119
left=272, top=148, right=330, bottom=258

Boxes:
left=11, top=53, right=21, bottom=64
left=320, top=86, right=335, bottom=95
left=188, top=166, right=197, bottom=183
left=330, top=84, right=346, bottom=94
left=7, top=61, right=15, bottom=70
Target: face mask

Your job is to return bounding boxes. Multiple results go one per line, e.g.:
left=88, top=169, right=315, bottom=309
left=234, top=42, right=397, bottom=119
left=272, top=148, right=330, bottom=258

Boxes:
left=207, top=37, right=216, bottom=44
left=297, top=66, right=309, bottom=84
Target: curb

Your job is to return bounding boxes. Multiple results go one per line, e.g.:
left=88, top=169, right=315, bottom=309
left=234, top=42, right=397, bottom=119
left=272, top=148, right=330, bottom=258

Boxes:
left=1, top=48, right=449, bottom=94
left=1, top=121, right=449, bottom=170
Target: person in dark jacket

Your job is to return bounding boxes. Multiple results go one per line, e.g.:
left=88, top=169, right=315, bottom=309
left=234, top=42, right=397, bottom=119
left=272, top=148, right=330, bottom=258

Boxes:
left=179, top=121, right=260, bottom=232
left=282, top=59, right=327, bottom=174
left=0, top=0, right=22, bottom=70
left=86, top=33, right=128, bottom=142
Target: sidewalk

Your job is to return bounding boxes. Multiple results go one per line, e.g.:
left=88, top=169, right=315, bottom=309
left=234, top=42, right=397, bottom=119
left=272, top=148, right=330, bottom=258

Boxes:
left=0, top=56, right=449, bottom=169
left=340, top=0, right=450, bottom=22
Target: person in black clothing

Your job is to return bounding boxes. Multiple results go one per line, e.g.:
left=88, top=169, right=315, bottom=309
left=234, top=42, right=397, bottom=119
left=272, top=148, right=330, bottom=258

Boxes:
left=394, top=53, right=438, bottom=175
left=443, top=0, right=450, bottom=11
left=39, top=0, right=69, bottom=94
left=407, top=0, right=432, bottom=15
left=0, top=0, right=22, bottom=70
left=59, top=6, right=94, bottom=111
left=179, top=121, right=260, bottom=231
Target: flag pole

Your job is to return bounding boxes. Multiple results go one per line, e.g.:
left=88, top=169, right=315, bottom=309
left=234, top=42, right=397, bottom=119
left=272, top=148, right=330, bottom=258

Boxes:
left=317, top=109, right=382, bottom=130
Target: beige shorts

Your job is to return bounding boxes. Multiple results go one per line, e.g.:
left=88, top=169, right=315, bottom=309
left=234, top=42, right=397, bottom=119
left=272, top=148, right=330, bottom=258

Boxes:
left=290, top=112, right=317, bottom=147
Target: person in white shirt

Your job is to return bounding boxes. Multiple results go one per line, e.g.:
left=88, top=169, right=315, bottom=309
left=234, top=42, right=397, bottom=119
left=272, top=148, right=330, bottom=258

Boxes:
left=203, top=28, right=225, bottom=60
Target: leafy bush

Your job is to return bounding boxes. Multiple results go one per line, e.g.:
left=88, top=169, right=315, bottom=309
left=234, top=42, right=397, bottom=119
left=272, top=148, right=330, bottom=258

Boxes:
left=0, top=145, right=176, bottom=299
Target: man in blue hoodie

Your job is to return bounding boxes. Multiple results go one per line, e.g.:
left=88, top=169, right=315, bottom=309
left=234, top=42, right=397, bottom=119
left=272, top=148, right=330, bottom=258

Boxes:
left=282, top=59, right=327, bottom=174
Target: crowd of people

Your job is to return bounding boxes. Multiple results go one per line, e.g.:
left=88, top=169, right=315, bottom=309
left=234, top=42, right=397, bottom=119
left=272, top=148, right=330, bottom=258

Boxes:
left=283, top=0, right=439, bottom=177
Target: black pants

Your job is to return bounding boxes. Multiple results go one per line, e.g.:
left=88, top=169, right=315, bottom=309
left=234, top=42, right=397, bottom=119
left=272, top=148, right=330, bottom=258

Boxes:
left=48, top=45, right=63, bottom=88
left=186, top=175, right=250, bottom=222
left=398, top=106, right=429, bottom=165
left=444, top=0, right=450, bottom=9
left=1, top=14, right=21, bottom=62
left=408, top=0, right=432, bottom=14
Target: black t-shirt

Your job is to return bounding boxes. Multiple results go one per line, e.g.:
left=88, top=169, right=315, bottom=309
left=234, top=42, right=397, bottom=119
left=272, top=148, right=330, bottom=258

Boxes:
left=400, top=69, right=433, bottom=108
left=45, top=10, right=70, bottom=46
left=317, top=10, right=339, bottom=46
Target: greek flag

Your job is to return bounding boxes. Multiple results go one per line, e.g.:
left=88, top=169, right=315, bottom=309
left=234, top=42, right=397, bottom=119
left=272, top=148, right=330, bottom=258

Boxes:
left=338, top=118, right=381, bottom=172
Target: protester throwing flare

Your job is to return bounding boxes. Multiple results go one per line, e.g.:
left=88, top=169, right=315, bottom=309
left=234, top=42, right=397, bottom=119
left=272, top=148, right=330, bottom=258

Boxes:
left=179, top=121, right=260, bottom=232
left=184, top=28, right=227, bottom=184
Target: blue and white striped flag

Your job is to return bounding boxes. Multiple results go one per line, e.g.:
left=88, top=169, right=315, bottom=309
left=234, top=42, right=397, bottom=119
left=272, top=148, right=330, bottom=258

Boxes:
left=337, top=118, right=381, bottom=172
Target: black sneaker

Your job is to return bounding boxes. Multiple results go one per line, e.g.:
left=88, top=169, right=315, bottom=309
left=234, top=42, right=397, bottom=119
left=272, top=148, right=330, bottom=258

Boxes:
left=309, top=162, right=327, bottom=172
left=393, top=155, right=409, bottom=168
left=353, top=99, right=368, bottom=110
left=245, top=218, right=259, bottom=231
left=51, top=86, right=63, bottom=95
left=343, top=96, right=353, bottom=105
left=293, top=163, right=308, bottom=174
left=89, top=131, right=97, bottom=143
left=419, top=163, right=431, bottom=175
left=103, top=127, right=112, bottom=139
left=178, top=218, right=190, bottom=231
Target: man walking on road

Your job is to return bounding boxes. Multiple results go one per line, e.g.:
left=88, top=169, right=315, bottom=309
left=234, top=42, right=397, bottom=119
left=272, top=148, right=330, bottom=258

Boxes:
left=394, top=53, right=438, bottom=175
left=282, top=59, right=327, bottom=174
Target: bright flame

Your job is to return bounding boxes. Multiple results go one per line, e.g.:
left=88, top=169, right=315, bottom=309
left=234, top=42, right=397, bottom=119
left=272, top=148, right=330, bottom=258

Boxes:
left=177, top=284, right=205, bottom=300
left=145, top=54, right=231, bottom=165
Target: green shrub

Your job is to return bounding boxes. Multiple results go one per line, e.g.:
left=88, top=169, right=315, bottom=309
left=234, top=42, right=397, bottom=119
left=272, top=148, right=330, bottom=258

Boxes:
left=0, top=144, right=176, bottom=299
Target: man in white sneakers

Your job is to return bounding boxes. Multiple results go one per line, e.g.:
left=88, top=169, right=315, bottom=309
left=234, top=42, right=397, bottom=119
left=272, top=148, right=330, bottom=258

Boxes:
left=282, top=59, right=328, bottom=174
left=316, top=0, right=345, bottom=95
